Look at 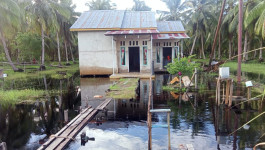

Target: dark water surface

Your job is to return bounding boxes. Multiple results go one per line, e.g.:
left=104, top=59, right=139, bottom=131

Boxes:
left=67, top=74, right=265, bottom=150
left=0, top=72, right=265, bottom=150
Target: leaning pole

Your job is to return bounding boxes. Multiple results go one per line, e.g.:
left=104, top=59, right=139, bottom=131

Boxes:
left=237, top=0, right=243, bottom=82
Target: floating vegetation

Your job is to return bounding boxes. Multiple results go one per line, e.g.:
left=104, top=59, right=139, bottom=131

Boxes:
left=106, top=78, right=139, bottom=99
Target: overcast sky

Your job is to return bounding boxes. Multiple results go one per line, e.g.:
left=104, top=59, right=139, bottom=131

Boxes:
left=72, top=0, right=169, bottom=13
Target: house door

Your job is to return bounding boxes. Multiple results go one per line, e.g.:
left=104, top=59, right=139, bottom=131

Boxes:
left=163, top=47, right=172, bottom=69
left=129, top=47, right=140, bottom=72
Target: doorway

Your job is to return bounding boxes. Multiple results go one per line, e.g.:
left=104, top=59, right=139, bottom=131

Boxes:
left=129, top=47, right=140, bottom=72
left=163, top=47, right=172, bottom=69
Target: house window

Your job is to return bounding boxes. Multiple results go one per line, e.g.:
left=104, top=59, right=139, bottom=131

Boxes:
left=129, top=41, right=132, bottom=46
left=121, top=47, right=126, bottom=65
left=143, top=41, right=147, bottom=45
left=120, top=41, right=125, bottom=46
left=169, top=42, right=171, bottom=46
left=133, top=41, right=135, bottom=45
left=156, top=47, right=160, bottom=63
left=143, top=46, right=148, bottom=65
left=136, top=41, right=138, bottom=45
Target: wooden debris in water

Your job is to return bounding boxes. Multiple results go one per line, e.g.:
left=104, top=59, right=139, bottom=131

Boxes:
left=182, top=76, right=194, bottom=87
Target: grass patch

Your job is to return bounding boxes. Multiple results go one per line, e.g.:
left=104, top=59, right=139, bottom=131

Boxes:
left=1, top=62, right=79, bottom=80
left=106, top=78, right=139, bottom=99
left=0, top=89, right=45, bottom=105
left=222, top=61, right=265, bottom=75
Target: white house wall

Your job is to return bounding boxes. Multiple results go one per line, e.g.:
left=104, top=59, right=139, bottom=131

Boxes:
left=78, top=31, right=116, bottom=75
left=115, top=35, right=151, bottom=73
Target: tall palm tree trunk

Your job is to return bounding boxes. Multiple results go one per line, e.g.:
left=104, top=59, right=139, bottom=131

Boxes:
left=40, top=26, right=46, bottom=70
left=218, top=31, right=221, bottom=60
left=237, top=0, right=243, bottom=82
left=229, top=35, right=232, bottom=59
left=64, top=41, right=69, bottom=65
left=201, top=34, right=205, bottom=59
left=70, top=46, right=75, bottom=63
left=190, top=34, right=197, bottom=55
left=243, top=31, right=248, bottom=62
left=259, top=39, right=263, bottom=61
left=0, top=28, right=20, bottom=72
left=57, top=32, right=62, bottom=66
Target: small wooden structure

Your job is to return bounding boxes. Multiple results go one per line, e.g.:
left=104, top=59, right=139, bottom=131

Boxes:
left=38, top=98, right=112, bottom=150
left=216, top=77, right=233, bottom=106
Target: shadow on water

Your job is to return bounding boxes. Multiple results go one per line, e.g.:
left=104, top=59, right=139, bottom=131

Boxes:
left=0, top=74, right=81, bottom=150
left=66, top=73, right=265, bottom=150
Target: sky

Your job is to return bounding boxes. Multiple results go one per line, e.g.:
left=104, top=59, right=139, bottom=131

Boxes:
left=72, top=0, right=169, bottom=13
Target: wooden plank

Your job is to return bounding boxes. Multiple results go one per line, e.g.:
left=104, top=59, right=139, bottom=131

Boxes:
left=55, top=109, right=99, bottom=150
left=38, top=106, right=92, bottom=150
left=39, top=98, right=113, bottom=150
left=150, top=109, right=171, bottom=113
left=46, top=108, right=95, bottom=149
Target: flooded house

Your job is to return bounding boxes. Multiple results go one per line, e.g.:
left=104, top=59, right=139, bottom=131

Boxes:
left=70, top=10, right=189, bottom=77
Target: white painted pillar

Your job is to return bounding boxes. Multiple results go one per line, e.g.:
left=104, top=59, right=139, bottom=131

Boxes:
left=112, top=36, right=115, bottom=75
left=181, top=39, right=184, bottom=57
left=150, top=35, right=153, bottom=75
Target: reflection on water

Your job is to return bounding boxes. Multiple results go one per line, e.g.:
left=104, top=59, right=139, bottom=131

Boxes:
left=0, top=75, right=80, bottom=150
left=67, top=73, right=265, bottom=150
left=1, top=71, right=265, bottom=149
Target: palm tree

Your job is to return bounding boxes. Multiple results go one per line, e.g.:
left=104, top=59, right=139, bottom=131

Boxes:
left=132, top=0, right=151, bottom=11
left=0, top=0, right=23, bottom=71
left=26, top=0, right=71, bottom=70
left=158, top=0, right=186, bottom=21
left=245, top=0, right=265, bottom=61
left=86, top=0, right=116, bottom=10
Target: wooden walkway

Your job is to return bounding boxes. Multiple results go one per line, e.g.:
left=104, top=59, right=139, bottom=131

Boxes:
left=38, top=98, right=112, bottom=150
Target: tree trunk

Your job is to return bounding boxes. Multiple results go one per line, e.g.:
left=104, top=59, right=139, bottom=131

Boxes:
left=64, top=41, right=70, bottom=65
left=57, top=32, right=62, bottom=66
left=259, top=39, right=263, bottom=61
left=208, top=0, right=226, bottom=67
left=201, top=34, right=205, bottom=59
left=218, top=31, right=221, bottom=60
left=190, top=34, right=197, bottom=55
left=229, top=35, right=232, bottom=59
left=243, top=31, right=248, bottom=62
left=247, top=41, right=250, bottom=60
left=0, top=27, right=20, bottom=72
left=70, top=46, right=75, bottom=63
left=40, top=26, right=46, bottom=70
left=17, top=48, right=20, bottom=64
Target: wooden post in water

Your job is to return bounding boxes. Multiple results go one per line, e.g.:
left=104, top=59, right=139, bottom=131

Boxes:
left=64, top=109, right=69, bottom=123
left=195, top=68, right=198, bottom=89
left=147, top=77, right=152, bottom=150
left=0, top=142, right=7, bottom=150
left=167, top=112, right=171, bottom=150
left=229, top=80, right=233, bottom=107
left=225, top=79, right=230, bottom=105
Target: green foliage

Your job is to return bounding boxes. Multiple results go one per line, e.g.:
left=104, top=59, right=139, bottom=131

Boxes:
left=162, top=86, right=187, bottom=93
left=12, top=32, right=41, bottom=61
left=166, top=55, right=199, bottom=76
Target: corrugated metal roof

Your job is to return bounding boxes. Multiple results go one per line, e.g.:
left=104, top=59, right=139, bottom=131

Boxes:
left=121, top=11, right=157, bottom=29
left=70, top=10, right=125, bottom=30
left=70, top=10, right=157, bottom=31
left=152, top=33, right=190, bottom=39
left=105, top=29, right=159, bottom=35
left=157, top=21, right=185, bottom=33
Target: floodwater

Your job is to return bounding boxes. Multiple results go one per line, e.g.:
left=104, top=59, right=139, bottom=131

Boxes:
left=0, top=72, right=265, bottom=150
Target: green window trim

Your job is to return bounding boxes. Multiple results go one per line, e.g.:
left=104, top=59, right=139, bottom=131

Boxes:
left=120, top=47, right=126, bottom=66
left=174, top=46, right=179, bottom=59
left=156, top=47, right=161, bottom=63
left=143, top=46, right=148, bottom=65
